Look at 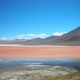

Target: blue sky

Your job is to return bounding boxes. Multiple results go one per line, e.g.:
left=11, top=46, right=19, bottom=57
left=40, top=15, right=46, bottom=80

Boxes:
left=0, top=0, right=80, bottom=39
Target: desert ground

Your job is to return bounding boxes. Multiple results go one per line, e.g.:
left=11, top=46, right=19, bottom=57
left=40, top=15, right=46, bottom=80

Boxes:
left=0, top=45, right=80, bottom=59
left=0, top=64, right=80, bottom=80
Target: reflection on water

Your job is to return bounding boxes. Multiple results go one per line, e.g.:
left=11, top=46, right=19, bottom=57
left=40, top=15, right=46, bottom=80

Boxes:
left=0, top=58, right=80, bottom=70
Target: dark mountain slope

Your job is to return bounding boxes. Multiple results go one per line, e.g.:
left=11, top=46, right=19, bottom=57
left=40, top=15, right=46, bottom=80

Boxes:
left=0, top=26, right=80, bottom=45
left=38, top=26, right=80, bottom=45
left=55, top=26, right=80, bottom=41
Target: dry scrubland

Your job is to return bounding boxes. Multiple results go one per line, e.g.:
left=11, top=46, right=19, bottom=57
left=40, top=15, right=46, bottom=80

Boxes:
left=0, top=65, right=80, bottom=80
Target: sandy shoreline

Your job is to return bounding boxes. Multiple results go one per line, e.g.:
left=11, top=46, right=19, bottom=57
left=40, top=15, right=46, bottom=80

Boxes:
left=0, top=44, right=76, bottom=47
left=0, top=44, right=80, bottom=59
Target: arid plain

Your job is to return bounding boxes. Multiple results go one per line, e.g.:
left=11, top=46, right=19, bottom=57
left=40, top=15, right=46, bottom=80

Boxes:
left=0, top=45, right=80, bottom=59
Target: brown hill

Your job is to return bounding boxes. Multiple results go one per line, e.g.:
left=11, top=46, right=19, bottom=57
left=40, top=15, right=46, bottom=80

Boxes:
left=37, top=26, right=80, bottom=45
left=0, top=26, right=80, bottom=45
left=55, top=26, right=80, bottom=41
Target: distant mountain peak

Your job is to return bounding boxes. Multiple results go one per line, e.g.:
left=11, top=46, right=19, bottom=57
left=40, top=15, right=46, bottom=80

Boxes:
left=0, top=26, right=80, bottom=45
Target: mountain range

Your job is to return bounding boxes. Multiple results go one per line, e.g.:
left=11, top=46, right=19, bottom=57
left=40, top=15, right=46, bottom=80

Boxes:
left=0, top=26, right=80, bottom=46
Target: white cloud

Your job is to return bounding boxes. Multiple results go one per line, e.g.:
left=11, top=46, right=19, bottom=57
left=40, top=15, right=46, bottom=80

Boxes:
left=1, top=37, right=7, bottom=40
left=26, top=34, right=35, bottom=37
left=16, top=34, right=25, bottom=39
left=16, top=33, right=50, bottom=39
left=16, top=32, right=66, bottom=39
left=26, top=33, right=50, bottom=39
left=34, top=33, right=50, bottom=38
left=52, top=32, right=65, bottom=36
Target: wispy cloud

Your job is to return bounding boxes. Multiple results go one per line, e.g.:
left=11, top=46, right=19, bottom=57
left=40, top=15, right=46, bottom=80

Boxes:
left=15, top=32, right=66, bottom=39
left=33, top=33, right=50, bottom=38
left=16, top=33, right=50, bottom=39
left=26, top=34, right=35, bottom=37
left=0, top=32, right=66, bottom=40
left=52, top=32, right=65, bottom=36
left=1, top=37, right=7, bottom=40
left=16, top=34, right=25, bottom=39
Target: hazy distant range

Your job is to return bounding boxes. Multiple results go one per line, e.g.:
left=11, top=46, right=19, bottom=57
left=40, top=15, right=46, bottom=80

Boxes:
left=0, top=26, right=80, bottom=46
